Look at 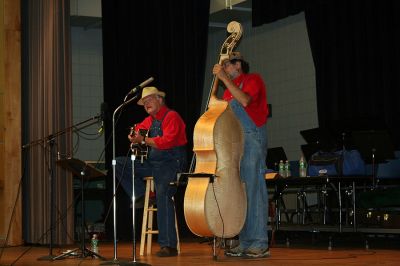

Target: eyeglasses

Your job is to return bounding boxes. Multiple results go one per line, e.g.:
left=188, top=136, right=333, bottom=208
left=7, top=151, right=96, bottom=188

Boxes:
left=142, top=96, right=158, bottom=105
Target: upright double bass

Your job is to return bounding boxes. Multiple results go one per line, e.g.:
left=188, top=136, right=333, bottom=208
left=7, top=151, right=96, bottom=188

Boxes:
left=184, top=21, right=246, bottom=238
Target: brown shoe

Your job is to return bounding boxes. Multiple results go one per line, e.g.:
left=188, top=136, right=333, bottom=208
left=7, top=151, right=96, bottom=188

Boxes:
left=156, top=246, right=178, bottom=257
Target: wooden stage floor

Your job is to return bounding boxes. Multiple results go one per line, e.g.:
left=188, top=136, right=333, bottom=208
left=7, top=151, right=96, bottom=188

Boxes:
left=1, top=237, right=400, bottom=266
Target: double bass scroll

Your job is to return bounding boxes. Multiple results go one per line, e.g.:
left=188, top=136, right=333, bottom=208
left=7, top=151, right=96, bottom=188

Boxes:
left=208, top=21, right=243, bottom=107
left=183, top=21, right=246, bottom=238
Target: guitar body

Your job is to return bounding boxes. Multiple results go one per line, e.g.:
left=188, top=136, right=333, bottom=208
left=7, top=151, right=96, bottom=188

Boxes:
left=184, top=100, right=246, bottom=238
left=130, top=127, right=149, bottom=159
left=130, top=143, right=148, bottom=158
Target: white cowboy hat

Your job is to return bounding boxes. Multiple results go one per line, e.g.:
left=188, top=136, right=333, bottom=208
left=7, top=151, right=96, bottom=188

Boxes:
left=137, top=86, right=166, bottom=105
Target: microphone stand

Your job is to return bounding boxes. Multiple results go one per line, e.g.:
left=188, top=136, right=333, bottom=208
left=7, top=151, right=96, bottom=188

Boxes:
left=118, top=155, right=150, bottom=266
left=22, top=115, right=100, bottom=261
left=371, top=148, right=376, bottom=189
left=36, top=136, right=56, bottom=261
left=102, top=93, right=149, bottom=265
left=23, top=115, right=101, bottom=150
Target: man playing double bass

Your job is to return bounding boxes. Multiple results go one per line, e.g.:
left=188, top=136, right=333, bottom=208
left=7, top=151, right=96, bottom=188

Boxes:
left=212, top=52, right=270, bottom=258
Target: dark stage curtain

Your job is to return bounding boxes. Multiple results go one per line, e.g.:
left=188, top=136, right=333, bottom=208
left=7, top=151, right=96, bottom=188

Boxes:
left=102, top=0, right=210, bottom=157
left=252, top=0, right=305, bottom=27
left=253, top=0, right=400, bottom=149
left=101, top=0, right=210, bottom=239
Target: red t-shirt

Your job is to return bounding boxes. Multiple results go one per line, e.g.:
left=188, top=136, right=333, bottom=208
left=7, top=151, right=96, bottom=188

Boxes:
left=135, top=105, right=187, bottom=149
left=222, top=73, right=269, bottom=127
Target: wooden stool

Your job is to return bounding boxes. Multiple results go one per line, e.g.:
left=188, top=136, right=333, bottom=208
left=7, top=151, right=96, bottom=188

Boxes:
left=139, top=176, right=180, bottom=255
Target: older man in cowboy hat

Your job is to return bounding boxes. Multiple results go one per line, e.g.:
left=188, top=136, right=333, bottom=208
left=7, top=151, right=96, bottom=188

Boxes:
left=116, top=86, right=187, bottom=257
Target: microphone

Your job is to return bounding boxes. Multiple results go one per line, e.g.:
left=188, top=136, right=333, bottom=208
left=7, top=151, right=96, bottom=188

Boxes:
left=98, top=122, right=104, bottom=134
left=128, top=77, right=154, bottom=95
left=98, top=102, right=108, bottom=134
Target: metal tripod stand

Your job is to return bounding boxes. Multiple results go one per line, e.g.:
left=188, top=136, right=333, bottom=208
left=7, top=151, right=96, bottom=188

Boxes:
left=53, top=158, right=106, bottom=260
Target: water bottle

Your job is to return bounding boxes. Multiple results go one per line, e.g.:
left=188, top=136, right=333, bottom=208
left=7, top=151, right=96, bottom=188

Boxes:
left=278, top=160, right=285, bottom=177
left=299, top=156, right=307, bottom=177
left=91, top=234, right=99, bottom=256
left=284, top=160, right=291, bottom=177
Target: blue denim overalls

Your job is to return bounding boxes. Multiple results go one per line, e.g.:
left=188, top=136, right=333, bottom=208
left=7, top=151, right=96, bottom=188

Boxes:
left=116, top=110, right=186, bottom=248
left=230, top=98, right=269, bottom=250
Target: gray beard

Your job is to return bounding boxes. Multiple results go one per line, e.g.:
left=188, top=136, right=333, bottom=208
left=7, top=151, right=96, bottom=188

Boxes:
left=228, top=70, right=240, bottom=79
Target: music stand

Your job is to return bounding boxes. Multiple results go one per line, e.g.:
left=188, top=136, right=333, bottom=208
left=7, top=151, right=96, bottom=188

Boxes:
left=266, top=147, right=287, bottom=171
left=351, top=130, right=395, bottom=187
left=53, top=158, right=106, bottom=260
left=300, top=127, right=343, bottom=164
left=301, top=143, right=320, bottom=163
left=300, top=127, right=338, bottom=151
left=21, top=114, right=100, bottom=261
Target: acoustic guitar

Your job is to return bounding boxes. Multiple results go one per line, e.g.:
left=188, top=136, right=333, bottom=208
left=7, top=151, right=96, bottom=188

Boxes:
left=129, top=126, right=149, bottom=161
